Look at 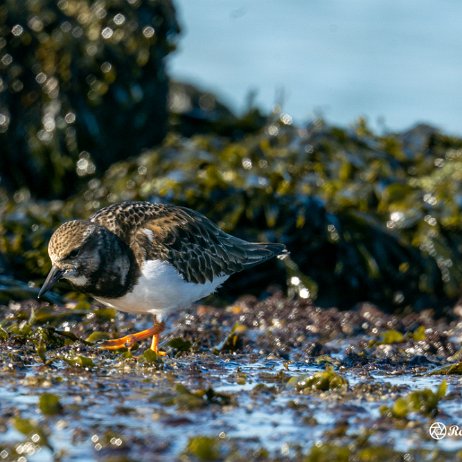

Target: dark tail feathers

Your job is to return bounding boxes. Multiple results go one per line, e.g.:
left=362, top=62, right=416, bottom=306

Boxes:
left=262, top=242, right=289, bottom=259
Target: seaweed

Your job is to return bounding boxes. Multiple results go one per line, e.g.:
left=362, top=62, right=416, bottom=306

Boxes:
left=287, top=366, right=349, bottom=393
left=0, top=0, right=179, bottom=198
left=2, top=120, right=462, bottom=308
left=381, top=381, right=447, bottom=419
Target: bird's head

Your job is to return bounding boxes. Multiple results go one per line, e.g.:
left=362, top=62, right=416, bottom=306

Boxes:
left=38, top=220, right=102, bottom=297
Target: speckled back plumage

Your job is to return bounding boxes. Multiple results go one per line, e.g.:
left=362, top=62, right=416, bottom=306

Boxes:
left=90, top=201, right=287, bottom=284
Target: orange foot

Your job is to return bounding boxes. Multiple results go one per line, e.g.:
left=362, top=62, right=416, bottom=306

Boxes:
left=99, top=322, right=166, bottom=355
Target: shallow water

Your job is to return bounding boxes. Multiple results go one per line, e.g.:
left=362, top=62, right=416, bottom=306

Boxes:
left=1, top=296, right=462, bottom=461
left=2, top=356, right=462, bottom=461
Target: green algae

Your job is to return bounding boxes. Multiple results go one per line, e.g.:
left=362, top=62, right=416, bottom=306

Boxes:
left=302, top=442, right=454, bottom=462
left=167, top=337, right=193, bottom=353
left=430, top=362, right=462, bottom=375
left=315, top=355, right=341, bottom=366
left=234, top=369, right=247, bottom=385
left=149, top=383, right=233, bottom=411
left=287, top=366, right=348, bottom=393
left=182, top=435, right=274, bottom=462
left=213, top=323, right=247, bottom=353
left=371, top=325, right=430, bottom=349
left=13, top=417, right=52, bottom=449
left=139, top=348, right=165, bottom=365
left=61, top=354, right=95, bottom=369
left=38, top=393, right=63, bottom=416
left=174, top=384, right=233, bottom=410
left=380, top=329, right=405, bottom=344
left=183, top=436, right=221, bottom=462
left=85, top=331, right=111, bottom=343
left=258, top=370, right=290, bottom=383
left=412, top=325, right=427, bottom=341
left=303, top=443, right=351, bottom=462
left=381, top=381, right=447, bottom=419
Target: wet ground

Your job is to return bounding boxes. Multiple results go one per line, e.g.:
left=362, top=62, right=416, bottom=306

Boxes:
left=1, top=292, right=462, bottom=461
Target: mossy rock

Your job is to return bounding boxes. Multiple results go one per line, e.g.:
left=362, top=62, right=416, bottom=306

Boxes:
left=0, top=0, right=179, bottom=198
left=2, top=118, right=462, bottom=309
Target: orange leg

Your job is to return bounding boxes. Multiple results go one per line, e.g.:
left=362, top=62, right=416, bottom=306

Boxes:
left=150, top=331, right=166, bottom=356
left=99, top=321, right=166, bottom=353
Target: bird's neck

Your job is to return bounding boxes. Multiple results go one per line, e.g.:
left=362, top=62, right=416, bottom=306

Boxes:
left=82, top=230, right=139, bottom=298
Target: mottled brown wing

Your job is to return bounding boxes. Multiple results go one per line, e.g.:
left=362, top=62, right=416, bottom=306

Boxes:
left=90, top=201, right=170, bottom=242
left=134, top=205, right=287, bottom=284
left=91, top=201, right=286, bottom=284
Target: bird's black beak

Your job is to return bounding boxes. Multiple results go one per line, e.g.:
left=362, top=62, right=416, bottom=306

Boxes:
left=38, top=266, right=65, bottom=299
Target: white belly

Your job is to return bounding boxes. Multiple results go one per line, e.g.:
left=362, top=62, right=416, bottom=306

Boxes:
left=95, top=259, right=228, bottom=317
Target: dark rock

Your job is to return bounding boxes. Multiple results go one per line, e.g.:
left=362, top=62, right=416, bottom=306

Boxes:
left=0, top=0, right=179, bottom=198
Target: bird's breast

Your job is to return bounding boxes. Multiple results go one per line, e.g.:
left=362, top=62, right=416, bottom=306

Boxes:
left=94, top=259, right=228, bottom=316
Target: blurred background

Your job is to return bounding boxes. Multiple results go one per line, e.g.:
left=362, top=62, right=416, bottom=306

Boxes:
left=1, top=0, right=462, bottom=312
left=171, top=0, right=462, bottom=134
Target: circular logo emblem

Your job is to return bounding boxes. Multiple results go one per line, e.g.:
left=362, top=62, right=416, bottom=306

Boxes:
left=429, top=422, right=447, bottom=440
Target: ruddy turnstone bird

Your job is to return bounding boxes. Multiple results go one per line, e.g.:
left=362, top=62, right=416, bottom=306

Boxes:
left=38, top=201, right=287, bottom=354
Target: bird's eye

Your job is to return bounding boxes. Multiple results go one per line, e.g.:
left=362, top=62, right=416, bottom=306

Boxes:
left=67, top=248, right=80, bottom=259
